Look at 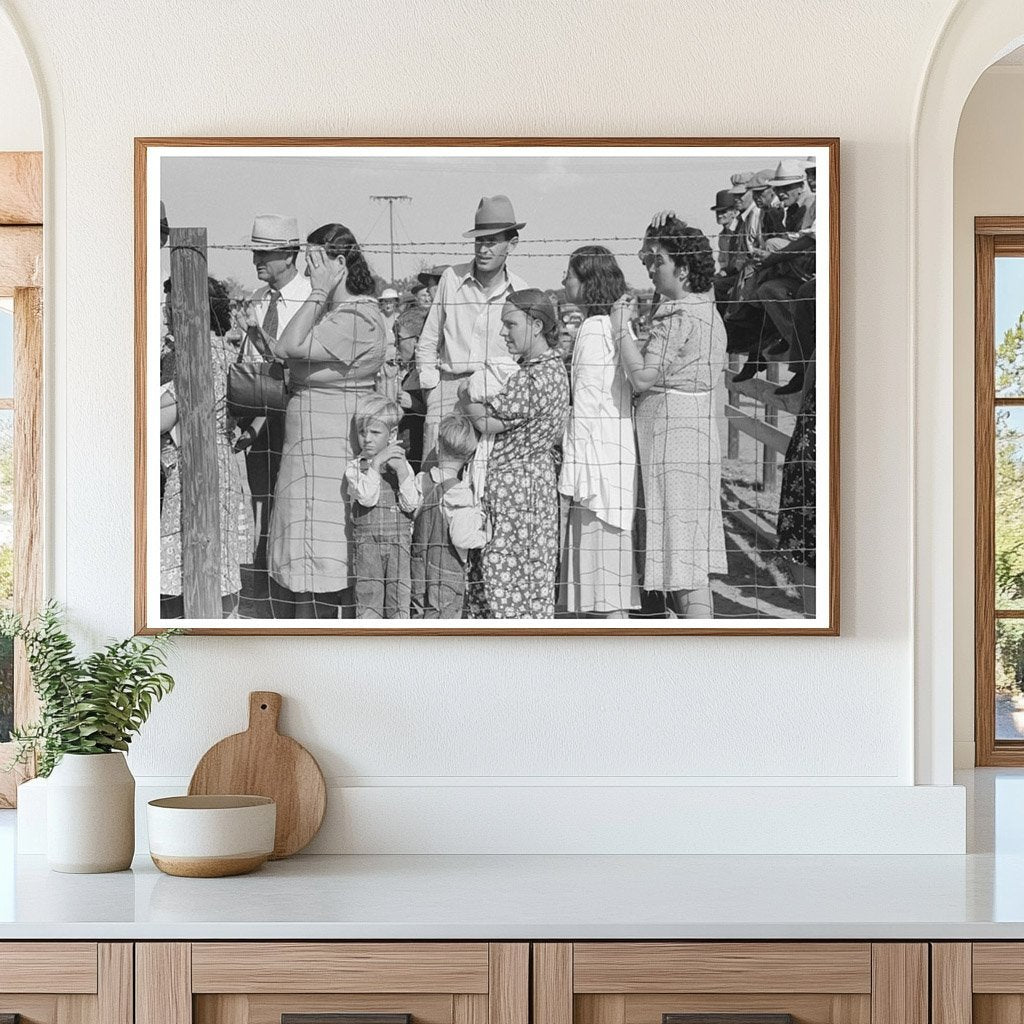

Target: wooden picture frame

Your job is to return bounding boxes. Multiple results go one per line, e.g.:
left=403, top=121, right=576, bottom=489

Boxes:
left=135, top=137, right=839, bottom=636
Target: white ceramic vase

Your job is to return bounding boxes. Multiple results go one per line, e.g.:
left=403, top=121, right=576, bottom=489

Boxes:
left=46, top=752, right=135, bottom=873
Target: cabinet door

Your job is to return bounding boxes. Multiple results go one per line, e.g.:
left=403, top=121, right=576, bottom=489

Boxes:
left=0, top=943, right=131, bottom=1024
left=533, top=944, right=927, bottom=1024
left=944, top=943, right=1024, bottom=1024
left=137, top=943, right=528, bottom=1024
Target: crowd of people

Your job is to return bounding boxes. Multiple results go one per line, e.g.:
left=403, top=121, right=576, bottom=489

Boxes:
left=158, top=158, right=818, bottom=621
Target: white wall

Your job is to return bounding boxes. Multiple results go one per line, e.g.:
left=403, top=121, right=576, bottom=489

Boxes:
left=952, top=65, right=1024, bottom=767
left=0, top=0, right=975, bottom=852
left=0, top=8, right=40, bottom=151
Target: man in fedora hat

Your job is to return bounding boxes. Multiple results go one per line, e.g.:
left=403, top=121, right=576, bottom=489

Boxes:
left=415, top=195, right=528, bottom=458
left=729, top=172, right=763, bottom=255
left=235, top=214, right=312, bottom=602
left=711, top=189, right=746, bottom=315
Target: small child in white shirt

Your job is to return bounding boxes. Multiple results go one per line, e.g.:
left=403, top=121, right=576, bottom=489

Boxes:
left=411, top=412, right=487, bottom=619
left=344, top=394, right=421, bottom=619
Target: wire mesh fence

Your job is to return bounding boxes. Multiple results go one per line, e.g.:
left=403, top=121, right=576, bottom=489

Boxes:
left=155, top=212, right=819, bottom=624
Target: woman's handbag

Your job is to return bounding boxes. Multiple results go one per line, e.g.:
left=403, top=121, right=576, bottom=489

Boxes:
left=227, top=336, right=288, bottom=420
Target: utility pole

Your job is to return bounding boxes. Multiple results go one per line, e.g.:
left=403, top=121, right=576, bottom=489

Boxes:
left=370, top=194, right=411, bottom=285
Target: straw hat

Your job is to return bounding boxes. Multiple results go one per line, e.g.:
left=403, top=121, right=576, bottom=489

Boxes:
left=251, top=214, right=300, bottom=250
left=767, top=160, right=807, bottom=188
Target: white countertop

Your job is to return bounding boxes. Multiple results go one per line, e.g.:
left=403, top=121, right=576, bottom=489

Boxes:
left=0, top=849, right=1021, bottom=940
left=0, top=769, right=1021, bottom=941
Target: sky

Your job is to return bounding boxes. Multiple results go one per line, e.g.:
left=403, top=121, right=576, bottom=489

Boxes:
left=157, top=147, right=819, bottom=293
left=0, top=310, right=14, bottom=396
left=997, top=256, right=1024, bottom=340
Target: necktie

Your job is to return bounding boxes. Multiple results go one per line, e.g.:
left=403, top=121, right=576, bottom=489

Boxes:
left=262, top=290, right=280, bottom=340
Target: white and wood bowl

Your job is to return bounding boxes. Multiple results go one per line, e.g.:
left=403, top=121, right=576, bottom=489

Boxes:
left=147, top=795, right=276, bottom=877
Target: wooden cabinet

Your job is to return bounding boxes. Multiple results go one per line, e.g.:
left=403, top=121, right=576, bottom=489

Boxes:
left=932, top=943, right=1024, bottom=1024
left=532, top=944, right=928, bottom=1024
left=0, top=937, right=958, bottom=1024
left=0, top=943, right=131, bottom=1024
left=136, top=944, right=528, bottom=1024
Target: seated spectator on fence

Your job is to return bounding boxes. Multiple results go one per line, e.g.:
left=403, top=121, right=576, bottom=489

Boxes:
left=613, top=215, right=728, bottom=620
left=411, top=411, right=486, bottom=619
left=730, top=171, right=761, bottom=258
left=711, top=189, right=746, bottom=315
left=754, top=160, right=817, bottom=396
left=462, top=289, right=569, bottom=619
left=160, top=275, right=254, bottom=620
left=558, top=246, right=640, bottom=618
left=344, top=394, right=421, bottom=619
left=802, top=160, right=817, bottom=229
left=267, top=222, right=387, bottom=620
left=729, top=173, right=789, bottom=375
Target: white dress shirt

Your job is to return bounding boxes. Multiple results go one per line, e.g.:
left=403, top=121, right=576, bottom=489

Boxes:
left=415, top=261, right=527, bottom=389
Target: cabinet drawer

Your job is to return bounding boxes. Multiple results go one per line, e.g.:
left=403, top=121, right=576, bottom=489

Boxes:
left=139, top=942, right=528, bottom=1024
left=0, top=943, right=130, bottom=1024
left=0, top=942, right=98, bottom=994
left=572, top=944, right=872, bottom=994
left=534, top=944, right=926, bottom=1024
left=191, top=944, right=490, bottom=994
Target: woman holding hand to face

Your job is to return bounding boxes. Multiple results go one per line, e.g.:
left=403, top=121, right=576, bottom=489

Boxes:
left=612, top=215, right=728, bottom=619
left=267, top=223, right=387, bottom=619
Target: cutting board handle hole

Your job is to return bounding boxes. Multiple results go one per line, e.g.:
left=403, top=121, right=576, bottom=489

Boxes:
left=260, top=703, right=268, bottom=710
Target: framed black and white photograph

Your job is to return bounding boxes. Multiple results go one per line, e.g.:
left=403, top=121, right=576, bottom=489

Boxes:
left=135, top=137, right=838, bottom=635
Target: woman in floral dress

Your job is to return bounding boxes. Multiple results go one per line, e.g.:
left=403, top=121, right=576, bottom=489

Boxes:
left=777, top=362, right=816, bottom=615
left=463, top=289, right=569, bottom=618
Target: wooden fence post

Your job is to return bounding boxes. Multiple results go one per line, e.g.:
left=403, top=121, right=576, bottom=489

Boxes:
left=762, top=361, right=780, bottom=490
left=168, top=227, right=221, bottom=618
left=727, top=354, right=739, bottom=460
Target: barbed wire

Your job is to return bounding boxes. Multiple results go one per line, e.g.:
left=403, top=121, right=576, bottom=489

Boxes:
left=166, top=235, right=815, bottom=254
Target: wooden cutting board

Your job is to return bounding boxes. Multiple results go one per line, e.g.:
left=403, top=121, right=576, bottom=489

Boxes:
left=188, top=691, right=326, bottom=859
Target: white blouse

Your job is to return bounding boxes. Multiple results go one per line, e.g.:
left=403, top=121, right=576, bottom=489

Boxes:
left=558, top=315, right=637, bottom=532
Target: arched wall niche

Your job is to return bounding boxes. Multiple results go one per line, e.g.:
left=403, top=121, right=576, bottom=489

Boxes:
left=914, top=0, right=1024, bottom=785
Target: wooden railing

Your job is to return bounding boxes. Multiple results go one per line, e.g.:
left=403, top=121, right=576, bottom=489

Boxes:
left=724, top=359, right=802, bottom=547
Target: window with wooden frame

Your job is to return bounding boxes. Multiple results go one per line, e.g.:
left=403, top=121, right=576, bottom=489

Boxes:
left=0, top=151, right=43, bottom=806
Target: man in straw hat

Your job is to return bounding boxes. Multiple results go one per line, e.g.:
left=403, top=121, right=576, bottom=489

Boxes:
left=415, top=195, right=528, bottom=459
left=235, top=214, right=312, bottom=600
left=753, top=161, right=817, bottom=395
left=377, top=287, right=402, bottom=401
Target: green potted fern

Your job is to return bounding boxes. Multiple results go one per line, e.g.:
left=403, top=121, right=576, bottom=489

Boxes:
left=2, top=603, right=178, bottom=873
